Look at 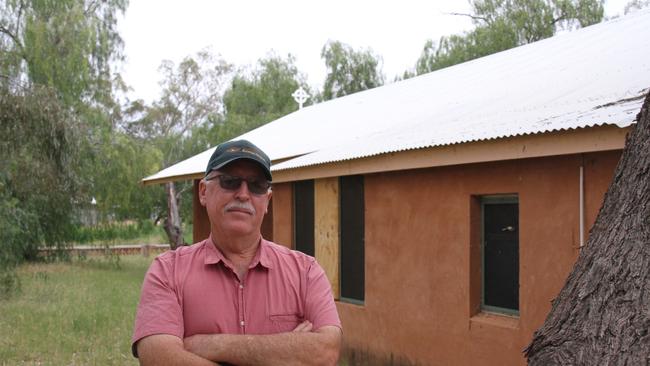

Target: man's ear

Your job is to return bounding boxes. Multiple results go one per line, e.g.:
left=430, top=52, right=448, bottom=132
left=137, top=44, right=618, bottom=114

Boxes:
left=198, top=180, right=207, bottom=206
left=264, top=190, right=272, bottom=213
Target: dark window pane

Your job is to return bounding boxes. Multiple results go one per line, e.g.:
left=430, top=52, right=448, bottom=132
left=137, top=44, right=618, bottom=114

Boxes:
left=340, top=175, right=364, bottom=302
left=482, top=199, right=519, bottom=312
left=293, top=180, right=314, bottom=256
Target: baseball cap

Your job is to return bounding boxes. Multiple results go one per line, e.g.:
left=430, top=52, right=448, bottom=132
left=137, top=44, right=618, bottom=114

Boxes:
left=205, top=140, right=272, bottom=181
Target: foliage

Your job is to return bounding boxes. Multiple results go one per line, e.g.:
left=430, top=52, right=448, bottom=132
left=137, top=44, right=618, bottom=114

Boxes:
left=624, top=0, right=650, bottom=13
left=0, top=0, right=133, bottom=225
left=124, top=50, right=231, bottom=151
left=221, top=53, right=308, bottom=135
left=0, top=0, right=131, bottom=266
left=0, top=0, right=127, bottom=111
left=122, top=50, right=233, bottom=247
left=70, top=220, right=161, bottom=244
left=320, top=40, right=384, bottom=101
left=91, top=133, right=166, bottom=221
left=416, top=0, right=604, bottom=74
left=0, top=85, right=82, bottom=261
left=0, top=267, right=21, bottom=300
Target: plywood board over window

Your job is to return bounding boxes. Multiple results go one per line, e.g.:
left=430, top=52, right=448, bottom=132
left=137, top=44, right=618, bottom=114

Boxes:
left=314, top=178, right=340, bottom=299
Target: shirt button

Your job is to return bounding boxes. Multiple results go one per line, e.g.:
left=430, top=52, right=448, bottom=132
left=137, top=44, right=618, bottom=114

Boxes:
left=239, top=284, right=244, bottom=289
left=240, top=320, right=245, bottom=327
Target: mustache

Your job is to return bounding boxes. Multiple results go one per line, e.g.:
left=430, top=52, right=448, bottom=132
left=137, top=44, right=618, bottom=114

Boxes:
left=224, top=201, right=256, bottom=215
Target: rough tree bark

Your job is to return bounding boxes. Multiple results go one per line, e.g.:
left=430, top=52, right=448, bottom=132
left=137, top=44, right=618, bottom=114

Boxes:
left=525, top=91, right=650, bottom=365
left=163, top=182, right=185, bottom=250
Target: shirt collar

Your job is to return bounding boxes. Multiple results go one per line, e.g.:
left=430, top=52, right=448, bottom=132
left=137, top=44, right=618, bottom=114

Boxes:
left=257, top=238, right=274, bottom=269
left=204, top=235, right=224, bottom=265
left=204, top=234, right=273, bottom=270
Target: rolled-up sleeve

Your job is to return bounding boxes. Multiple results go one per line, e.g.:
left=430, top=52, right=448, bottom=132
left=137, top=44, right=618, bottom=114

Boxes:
left=304, top=261, right=342, bottom=331
left=131, top=255, right=184, bottom=357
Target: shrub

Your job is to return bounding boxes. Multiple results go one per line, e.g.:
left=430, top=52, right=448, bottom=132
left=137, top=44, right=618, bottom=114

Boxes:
left=70, top=220, right=159, bottom=244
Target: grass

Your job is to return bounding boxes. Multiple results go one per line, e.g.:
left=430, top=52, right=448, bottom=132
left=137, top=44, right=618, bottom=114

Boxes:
left=0, top=255, right=153, bottom=365
left=78, top=230, right=167, bottom=247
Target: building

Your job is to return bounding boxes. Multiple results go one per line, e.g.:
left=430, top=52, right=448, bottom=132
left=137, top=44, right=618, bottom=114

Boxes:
left=142, top=9, right=650, bottom=366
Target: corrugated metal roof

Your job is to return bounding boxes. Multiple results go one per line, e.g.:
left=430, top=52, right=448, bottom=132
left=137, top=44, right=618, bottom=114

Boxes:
left=142, top=9, right=650, bottom=184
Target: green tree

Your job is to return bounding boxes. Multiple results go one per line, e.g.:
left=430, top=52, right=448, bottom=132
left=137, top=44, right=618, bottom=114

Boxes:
left=91, top=133, right=166, bottom=222
left=320, top=40, right=384, bottom=101
left=0, top=0, right=127, bottom=111
left=221, top=53, right=308, bottom=131
left=124, top=50, right=233, bottom=248
left=0, top=0, right=127, bottom=267
left=182, top=53, right=310, bottom=167
left=416, top=0, right=604, bottom=74
left=0, top=85, right=81, bottom=262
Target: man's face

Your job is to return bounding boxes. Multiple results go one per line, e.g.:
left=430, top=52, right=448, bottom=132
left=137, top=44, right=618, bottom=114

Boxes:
left=199, top=159, right=271, bottom=240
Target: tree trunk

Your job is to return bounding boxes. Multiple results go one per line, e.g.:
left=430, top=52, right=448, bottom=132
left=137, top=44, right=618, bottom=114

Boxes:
left=163, top=182, right=184, bottom=250
left=525, top=91, right=650, bottom=364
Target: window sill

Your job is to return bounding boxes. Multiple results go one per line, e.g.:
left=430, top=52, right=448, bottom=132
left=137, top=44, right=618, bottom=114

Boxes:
left=470, top=311, right=520, bottom=330
left=336, top=298, right=365, bottom=308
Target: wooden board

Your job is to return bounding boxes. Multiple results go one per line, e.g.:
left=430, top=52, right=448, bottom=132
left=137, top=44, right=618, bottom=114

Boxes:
left=314, top=177, right=340, bottom=299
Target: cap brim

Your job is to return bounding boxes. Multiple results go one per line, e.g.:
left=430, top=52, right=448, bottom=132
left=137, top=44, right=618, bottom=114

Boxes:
left=208, top=156, right=272, bottom=181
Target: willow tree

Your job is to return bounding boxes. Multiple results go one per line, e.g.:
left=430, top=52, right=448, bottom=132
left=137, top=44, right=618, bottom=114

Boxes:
left=0, top=0, right=127, bottom=255
left=320, top=40, right=384, bottom=101
left=525, top=91, right=650, bottom=364
left=416, top=0, right=604, bottom=74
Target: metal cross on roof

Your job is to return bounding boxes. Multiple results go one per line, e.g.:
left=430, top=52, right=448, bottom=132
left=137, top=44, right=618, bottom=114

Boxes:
left=292, top=87, right=310, bottom=109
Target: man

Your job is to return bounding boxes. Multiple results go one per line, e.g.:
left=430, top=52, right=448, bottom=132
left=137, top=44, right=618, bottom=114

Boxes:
left=132, top=140, right=342, bottom=365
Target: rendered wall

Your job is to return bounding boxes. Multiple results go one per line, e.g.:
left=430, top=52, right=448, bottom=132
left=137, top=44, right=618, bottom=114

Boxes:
left=270, top=151, right=620, bottom=365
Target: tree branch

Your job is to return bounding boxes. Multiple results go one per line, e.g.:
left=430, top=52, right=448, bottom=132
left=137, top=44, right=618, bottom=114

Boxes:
left=0, top=25, right=23, bottom=50
left=176, top=183, right=191, bottom=200
left=16, top=0, right=25, bottom=37
left=551, top=14, right=568, bottom=25
left=84, top=0, right=101, bottom=16
left=447, top=12, right=489, bottom=23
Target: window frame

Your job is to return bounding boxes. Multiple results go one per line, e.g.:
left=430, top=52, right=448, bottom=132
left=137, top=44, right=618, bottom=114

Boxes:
left=480, top=195, right=520, bottom=316
left=293, top=179, right=315, bottom=256
left=339, top=175, right=365, bottom=304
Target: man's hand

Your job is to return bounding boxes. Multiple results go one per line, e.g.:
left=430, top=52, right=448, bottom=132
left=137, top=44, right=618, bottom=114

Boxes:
left=292, top=320, right=313, bottom=332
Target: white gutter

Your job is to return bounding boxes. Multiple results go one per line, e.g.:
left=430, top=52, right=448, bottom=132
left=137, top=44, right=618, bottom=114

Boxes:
left=579, top=162, right=585, bottom=248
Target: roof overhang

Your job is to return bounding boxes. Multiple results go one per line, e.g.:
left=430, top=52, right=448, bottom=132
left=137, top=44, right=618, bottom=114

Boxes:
left=271, top=124, right=630, bottom=183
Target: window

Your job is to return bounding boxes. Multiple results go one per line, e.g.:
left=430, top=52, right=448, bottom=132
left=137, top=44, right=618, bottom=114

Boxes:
left=481, top=196, right=519, bottom=314
left=293, top=180, right=314, bottom=256
left=340, top=175, right=365, bottom=303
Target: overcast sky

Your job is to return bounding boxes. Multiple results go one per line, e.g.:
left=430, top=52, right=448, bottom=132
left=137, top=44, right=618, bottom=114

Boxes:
left=118, top=0, right=631, bottom=103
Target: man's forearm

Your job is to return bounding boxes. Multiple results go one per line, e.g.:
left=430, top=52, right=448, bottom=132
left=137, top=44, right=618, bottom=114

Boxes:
left=137, top=334, right=217, bottom=366
left=184, top=326, right=341, bottom=366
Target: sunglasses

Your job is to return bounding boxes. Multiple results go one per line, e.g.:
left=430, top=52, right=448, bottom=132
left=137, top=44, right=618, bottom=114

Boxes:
left=206, top=173, right=271, bottom=195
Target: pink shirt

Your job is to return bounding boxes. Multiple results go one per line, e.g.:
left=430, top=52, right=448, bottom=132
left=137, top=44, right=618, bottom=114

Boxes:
left=131, top=236, right=341, bottom=356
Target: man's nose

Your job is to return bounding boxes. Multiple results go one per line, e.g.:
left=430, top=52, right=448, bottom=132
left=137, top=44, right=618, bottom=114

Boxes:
left=233, top=180, right=251, bottom=199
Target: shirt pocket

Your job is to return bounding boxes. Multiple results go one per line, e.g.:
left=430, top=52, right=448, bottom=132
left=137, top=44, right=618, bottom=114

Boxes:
left=268, top=312, right=303, bottom=333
